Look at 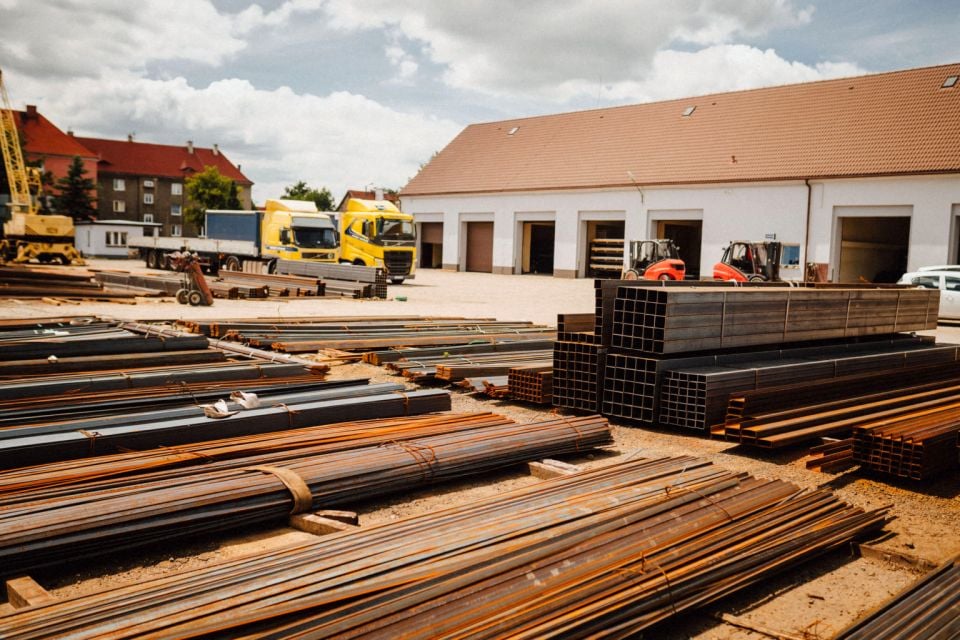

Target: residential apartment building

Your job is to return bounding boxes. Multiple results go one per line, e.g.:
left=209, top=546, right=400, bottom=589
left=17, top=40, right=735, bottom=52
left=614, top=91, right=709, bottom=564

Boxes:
left=75, top=136, right=253, bottom=237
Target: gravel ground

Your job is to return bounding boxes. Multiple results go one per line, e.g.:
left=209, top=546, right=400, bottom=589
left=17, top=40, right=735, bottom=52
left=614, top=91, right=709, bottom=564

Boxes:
left=6, top=259, right=960, bottom=638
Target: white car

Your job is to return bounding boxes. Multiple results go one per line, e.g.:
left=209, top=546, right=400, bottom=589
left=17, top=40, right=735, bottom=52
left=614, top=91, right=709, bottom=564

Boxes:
left=898, top=270, right=960, bottom=320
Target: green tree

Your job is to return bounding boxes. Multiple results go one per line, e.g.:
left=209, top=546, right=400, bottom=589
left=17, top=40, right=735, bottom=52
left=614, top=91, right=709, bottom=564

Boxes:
left=184, top=165, right=234, bottom=228
left=226, top=181, right=242, bottom=209
left=52, top=156, right=97, bottom=222
left=282, top=180, right=334, bottom=211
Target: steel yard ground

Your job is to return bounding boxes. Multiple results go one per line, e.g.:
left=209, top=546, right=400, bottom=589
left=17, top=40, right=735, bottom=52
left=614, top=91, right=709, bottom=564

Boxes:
left=0, top=259, right=958, bottom=639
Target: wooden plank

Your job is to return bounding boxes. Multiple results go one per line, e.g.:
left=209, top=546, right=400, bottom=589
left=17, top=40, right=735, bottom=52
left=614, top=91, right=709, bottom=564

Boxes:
left=529, top=459, right=582, bottom=480
left=290, top=514, right=360, bottom=536
left=6, top=576, right=56, bottom=609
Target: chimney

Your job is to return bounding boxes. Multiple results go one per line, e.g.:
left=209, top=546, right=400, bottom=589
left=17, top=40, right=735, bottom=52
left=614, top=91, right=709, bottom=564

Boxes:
left=127, top=133, right=134, bottom=142
left=24, top=105, right=37, bottom=121
left=212, top=143, right=219, bottom=156
left=186, top=140, right=194, bottom=154
left=374, top=188, right=384, bottom=201
left=67, top=129, right=74, bottom=136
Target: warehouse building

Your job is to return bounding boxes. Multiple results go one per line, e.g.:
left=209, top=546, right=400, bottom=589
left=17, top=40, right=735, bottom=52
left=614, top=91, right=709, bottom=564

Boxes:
left=401, top=63, right=960, bottom=281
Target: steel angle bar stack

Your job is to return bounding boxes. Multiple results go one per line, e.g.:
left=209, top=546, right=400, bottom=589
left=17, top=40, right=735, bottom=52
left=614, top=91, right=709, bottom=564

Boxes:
left=434, top=351, right=552, bottom=383
left=0, top=455, right=887, bottom=639
left=507, top=363, right=553, bottom=404
left=0, top=414, right=611, bottom=576
left=835, top=555, right=960, bottom=640
left=852, top=398, right=960, bottom=480
left=276, top=258, right=388, bottom=298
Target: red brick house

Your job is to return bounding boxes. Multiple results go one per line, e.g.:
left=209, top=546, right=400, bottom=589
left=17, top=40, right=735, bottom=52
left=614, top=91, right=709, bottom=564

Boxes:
left=76, top=136, right=253, bottom=237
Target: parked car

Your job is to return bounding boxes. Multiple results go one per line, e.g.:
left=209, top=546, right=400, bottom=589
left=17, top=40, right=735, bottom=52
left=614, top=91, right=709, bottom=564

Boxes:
left=897, top=270, right=960, bottom=320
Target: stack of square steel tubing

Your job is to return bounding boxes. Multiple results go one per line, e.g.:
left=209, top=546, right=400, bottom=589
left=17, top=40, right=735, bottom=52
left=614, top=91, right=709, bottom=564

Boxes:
left=555, top=280, right=944, bottom=437
left=507, top=363, right=553, bottom=404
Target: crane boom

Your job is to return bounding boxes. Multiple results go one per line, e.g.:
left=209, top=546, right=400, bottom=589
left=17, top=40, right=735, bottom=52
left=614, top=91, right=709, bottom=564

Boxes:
left=0, top=68, right=38, bottom=215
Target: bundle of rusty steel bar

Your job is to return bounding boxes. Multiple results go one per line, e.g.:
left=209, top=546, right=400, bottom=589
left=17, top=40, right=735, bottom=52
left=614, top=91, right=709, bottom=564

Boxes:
left=0, top=265, right=145, bottom=300
left=0, top=383, right=448, bottom=468
left=215, top=270, right=326, bottom=297
left=834, top=555, right=960, bottom=639
left=454, top=375, right=509, bottom=397
left=363, top=337, right=556, bottom=365
left=508, top=363, right=553, bottom=403
left=276, top=258, right=388, bottom=298
left=175, top=317, right=556, bottom=353
left=392, top=350, right=552, bottom=383
left=94, top=270, right=268, bottom=299
left=0, top=414, right=610, bottom=576
left=806, top=438, right=856, bottom=473
left=0, top=412, right=513, bottom=503
left=0, top=323, right=209, bottom=359
left=0, top=455, right=887, bottom=639
left=179, top=315, right=432, bottom=337
left=724, top=382, right=960, bottom=454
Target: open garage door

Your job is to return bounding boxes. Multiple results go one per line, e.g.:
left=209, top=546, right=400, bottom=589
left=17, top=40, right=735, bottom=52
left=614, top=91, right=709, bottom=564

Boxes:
left=521, top=222, right=555, bottom=274
left=465, top=221, right=494, bottom=272
left=837, top=215, right=910, bottom=283
left=419, top=222, right=442, bottom=268
left=655, top=220, right=702, bottom=278
left=585, top=220, right=625, bottom=278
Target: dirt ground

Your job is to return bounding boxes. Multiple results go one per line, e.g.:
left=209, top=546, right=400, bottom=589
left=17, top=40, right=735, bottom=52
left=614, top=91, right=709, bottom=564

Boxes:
left=4, top=260, right=959, bottom=639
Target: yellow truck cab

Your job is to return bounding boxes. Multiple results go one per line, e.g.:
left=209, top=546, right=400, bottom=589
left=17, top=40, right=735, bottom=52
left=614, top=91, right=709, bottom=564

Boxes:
left=338, top=198, right=416, bottom=283
left=258, top=199, right=338, bottom=264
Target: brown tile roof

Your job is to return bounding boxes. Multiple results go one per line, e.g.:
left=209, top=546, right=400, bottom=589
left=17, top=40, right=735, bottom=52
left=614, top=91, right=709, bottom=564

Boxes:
left=14, top=107, right=96, bottom=159
left=336, top=189, right=400, bottom=211
left=402, top=63, right=960, bottom=196
left=75, top=137, right=252, bottom=184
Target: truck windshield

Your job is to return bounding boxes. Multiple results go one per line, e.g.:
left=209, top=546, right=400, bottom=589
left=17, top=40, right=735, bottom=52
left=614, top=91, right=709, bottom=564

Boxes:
left=376, top=219, right=415, bottom=241
left=292, top=227, right=337, bottom=249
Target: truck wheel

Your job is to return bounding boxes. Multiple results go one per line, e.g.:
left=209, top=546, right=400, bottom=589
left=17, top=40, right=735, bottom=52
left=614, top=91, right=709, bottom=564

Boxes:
left=146, top=250, right=159, bottom=269
left=187, top=290, right=204, bottom=306
left=266, top=259, right=277, bottom=274
left=175, top=288, right=190, bottom=304
left=353, top=259, right=365, bottom=266
left=223, top=255, right=241, bottom=271
left=389, top=277, right=405, bottom=285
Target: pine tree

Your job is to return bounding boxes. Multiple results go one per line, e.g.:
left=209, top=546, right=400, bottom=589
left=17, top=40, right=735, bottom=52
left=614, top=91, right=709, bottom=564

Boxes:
left=53, top=156, right=97, bottom=221
left=226, top=181, right=242, bottom=209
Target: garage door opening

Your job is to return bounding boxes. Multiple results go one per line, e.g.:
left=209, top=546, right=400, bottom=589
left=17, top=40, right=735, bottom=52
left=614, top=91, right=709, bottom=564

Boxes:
left=419, top=222, right=442, bottom=269
left=654, top=220, right=702, bottom=278
left=521, top=222, right=555, bottom=274
left=465, top=221, right=494, bottom=273
left=585, top=221, right=625, bottom=278
left=838, top=216, right=910, bottom=283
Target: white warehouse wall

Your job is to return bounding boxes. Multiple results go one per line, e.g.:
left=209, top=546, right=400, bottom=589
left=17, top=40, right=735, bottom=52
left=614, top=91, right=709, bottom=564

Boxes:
left=403, top=174, right=960, bottom=279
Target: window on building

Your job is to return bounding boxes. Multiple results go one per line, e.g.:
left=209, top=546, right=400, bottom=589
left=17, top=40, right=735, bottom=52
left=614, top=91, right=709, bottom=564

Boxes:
left=143, top=213, right=154, bottom=223
left=105, top=231, right=128, bottom=247
left=171, top=224, right=182, bottom=237
left=171, top=182, right=183, bottom=196
left=113, top=178, right=125, bottom=191
left=112, top=200, right=126, bottom=213
left=780, top=244, right=801, bottom=268
left=143, top=179, right=155, bottom=188
left=171, top=204, right=182, bottom=216
left=144, top=193, right=154, bottom=205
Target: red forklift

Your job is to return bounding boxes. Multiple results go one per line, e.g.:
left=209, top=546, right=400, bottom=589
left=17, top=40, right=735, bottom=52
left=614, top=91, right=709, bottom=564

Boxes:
left=713, top=241, right=782, bottom=282
left=622, top=239, right=686, bottom=281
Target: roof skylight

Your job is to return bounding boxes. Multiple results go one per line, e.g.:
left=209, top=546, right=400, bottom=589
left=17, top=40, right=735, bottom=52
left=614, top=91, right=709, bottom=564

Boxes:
left=681, top=106, right=696, bottom=117
left=943, top=75, right=958, bottom=88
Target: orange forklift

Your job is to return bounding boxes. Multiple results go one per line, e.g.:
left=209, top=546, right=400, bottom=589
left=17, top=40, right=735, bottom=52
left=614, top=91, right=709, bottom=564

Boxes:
left=622, top=239, right=686, bottom=281
left=713, top=241, right=782, bottom=282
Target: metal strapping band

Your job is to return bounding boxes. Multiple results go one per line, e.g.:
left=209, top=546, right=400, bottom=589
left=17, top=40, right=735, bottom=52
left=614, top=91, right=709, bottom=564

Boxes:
left=560, top=418, right=585, bottom=451
left=78, top=429, right=101, bottom=455
left=272, top=403, right=300, bottom=427
left=398, top=392, right=410, bottom=414
left=246, top=465, right=313, bottom=514
left=384, top=440, right=437, bottom=481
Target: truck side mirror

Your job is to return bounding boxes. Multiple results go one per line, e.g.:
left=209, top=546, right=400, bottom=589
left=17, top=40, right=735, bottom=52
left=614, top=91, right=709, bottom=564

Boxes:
left=280, top=229, right=291, bottom=244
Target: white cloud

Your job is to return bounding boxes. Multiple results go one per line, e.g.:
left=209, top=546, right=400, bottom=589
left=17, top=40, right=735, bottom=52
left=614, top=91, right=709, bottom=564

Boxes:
left=319, top=0, right=822, bottom=99
left=28, top=74, right=460, bottom=202
left=385, top=44, right=419, bottom=83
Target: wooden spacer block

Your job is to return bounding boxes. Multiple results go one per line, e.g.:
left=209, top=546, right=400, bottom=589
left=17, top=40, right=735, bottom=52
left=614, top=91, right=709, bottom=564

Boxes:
left=314, top=510, right=359, bottom=526
left=290, top=514, right=360, bottom=536
left=529, top=459, right=582, bottom=480
left=6, top=576, right=56, bottom=609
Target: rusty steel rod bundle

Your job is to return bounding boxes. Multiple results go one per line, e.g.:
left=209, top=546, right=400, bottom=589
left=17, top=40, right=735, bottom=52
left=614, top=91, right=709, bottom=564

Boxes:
left=0, top=414, right=611, bottom=577
left=0, top=412, right=512, bottom=504
left=835, top=555, right=960, bottom=639
left=364, top=338, right=555, bottom=365
left=0, top=455, right=885, bottom=639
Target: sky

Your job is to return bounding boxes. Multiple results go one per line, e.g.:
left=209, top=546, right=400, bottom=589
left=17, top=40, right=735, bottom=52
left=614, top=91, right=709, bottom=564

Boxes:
left=1, top=1, right=958, bottom=204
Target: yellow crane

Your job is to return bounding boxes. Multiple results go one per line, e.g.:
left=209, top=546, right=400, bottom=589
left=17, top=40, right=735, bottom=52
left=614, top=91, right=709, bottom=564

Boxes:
left=0, top=67, right=84, bottom=265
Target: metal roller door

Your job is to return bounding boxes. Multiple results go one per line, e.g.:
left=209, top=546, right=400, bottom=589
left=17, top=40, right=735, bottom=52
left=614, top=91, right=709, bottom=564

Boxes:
left=465, top=222, right=494, bottom=272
